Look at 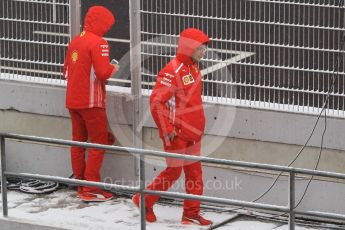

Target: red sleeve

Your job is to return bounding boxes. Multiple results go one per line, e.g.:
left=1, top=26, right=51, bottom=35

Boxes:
left=62, top=46, right=70, bottom=80
left=150, top=70, right=177, bottom=138
left=91, top=39, right=115, bottom=81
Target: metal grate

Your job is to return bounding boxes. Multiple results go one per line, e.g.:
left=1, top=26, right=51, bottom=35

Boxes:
left=140, top=0, right=345, bottom=116
left=1, top=0, right=345, bottom=117
left=0, top=0, right=70, bottom=83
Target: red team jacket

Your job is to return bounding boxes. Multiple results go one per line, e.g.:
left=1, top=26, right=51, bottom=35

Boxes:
left=63, top=6, right=116, bottom=109
left=150, top=28, right=209, bottom=142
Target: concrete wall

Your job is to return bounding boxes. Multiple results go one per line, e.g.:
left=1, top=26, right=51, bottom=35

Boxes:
left=3, top=80, right=345, bottom=150
left=1, top=80, right=344, bottom=169
left=0, top=80, right=137, bottom=183
left=1, top=79, right=345, bottom=215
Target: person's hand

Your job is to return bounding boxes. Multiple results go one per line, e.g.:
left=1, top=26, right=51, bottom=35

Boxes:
left=106, top=118, right=116, bottom=145
left=110, top=64, right=120, bottom=77
left=167, top=130, right=177, bottom=142
left=164, top=129, right=177, bottom=147
left=108, top=131, right=116, bottom=145
left=113, top=63, right=120, bottom=71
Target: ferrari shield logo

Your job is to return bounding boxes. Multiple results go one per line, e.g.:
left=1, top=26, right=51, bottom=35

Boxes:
left=71, top=50, right=78, bottom=63
left=182, top=74, right=195, bottom=85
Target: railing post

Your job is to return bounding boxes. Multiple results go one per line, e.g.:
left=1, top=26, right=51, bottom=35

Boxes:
left=69, top=0, right=81, bottom=39
left=52, top=0, right=57, bottom=23
left=139, top=154, right=146, bottom=230
left=129, top=0, right=143, bottom=178
left=288, top=171, right=295, bottom=230
left=0, top=136, right=8, bottom=217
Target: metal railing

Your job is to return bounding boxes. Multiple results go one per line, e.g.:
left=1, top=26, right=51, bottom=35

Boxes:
left=1, top=133, right=345, bottom=229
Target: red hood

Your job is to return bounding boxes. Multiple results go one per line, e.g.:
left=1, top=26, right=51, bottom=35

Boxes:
left=84, top=6, right=115, bottom=37
left=176, top=28, right=209, bottom=65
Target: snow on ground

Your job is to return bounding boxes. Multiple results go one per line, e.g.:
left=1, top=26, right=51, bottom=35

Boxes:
left=0, top=189, right=327, bottom=230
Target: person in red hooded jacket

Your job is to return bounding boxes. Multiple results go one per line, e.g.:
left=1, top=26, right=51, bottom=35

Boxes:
left=132, top=28, right=213, bottom=226
left=63, top=6, right=119, bottom=202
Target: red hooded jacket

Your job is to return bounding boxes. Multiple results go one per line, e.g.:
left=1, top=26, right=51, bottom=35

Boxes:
left=150, top=28, right=209, bottom=142
left=64, top=6, right=116, bottom=109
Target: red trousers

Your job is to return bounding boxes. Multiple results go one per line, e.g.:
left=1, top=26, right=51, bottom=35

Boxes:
left=145, top=136, right=203, bottom=216
left=69, top=108, right=109, bottom=193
